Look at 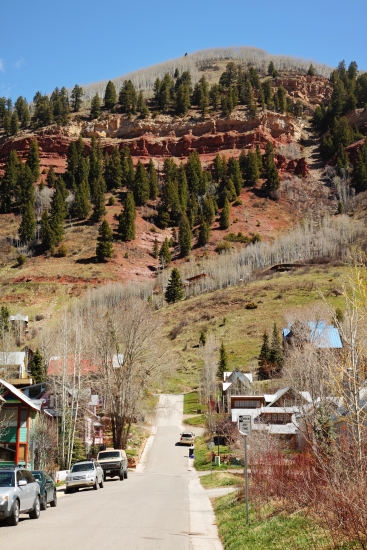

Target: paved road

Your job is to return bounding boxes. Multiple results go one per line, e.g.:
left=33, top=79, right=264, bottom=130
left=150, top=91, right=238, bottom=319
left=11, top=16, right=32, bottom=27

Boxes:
left=0, top=395, right=222, bottom=550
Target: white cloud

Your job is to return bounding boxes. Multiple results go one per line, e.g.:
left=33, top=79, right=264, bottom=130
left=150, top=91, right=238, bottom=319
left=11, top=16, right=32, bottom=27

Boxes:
left=14, top=58, right=25, bottom=69
left=0, top=59, right=4, bottom=72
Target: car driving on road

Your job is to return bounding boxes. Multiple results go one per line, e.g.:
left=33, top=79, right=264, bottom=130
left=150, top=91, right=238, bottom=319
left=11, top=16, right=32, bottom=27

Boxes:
left=179, top=432, right=195, bottom=445
left=0, top=466, right=41, bottom=526
left=31, top=470, right=57, bottom=510
left=65, top=461, right=104, bottom=493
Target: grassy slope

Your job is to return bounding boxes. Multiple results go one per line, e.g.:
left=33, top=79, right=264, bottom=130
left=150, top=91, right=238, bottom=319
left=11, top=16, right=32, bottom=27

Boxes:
left=213, top=494, right=342, bottom=550
left=158, top=264, right=349, bottom=393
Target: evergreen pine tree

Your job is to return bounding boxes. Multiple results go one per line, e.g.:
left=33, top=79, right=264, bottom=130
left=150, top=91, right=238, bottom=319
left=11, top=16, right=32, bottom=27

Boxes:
left=245, top=150, right=260, bottom=186
left=3, top=112, right=11, bottom=135
left=50, top=183, right=67, bottom=244
left=219, top=197, right=230, bottom=229
left=148, top=159, right=159, bottom=200
left=17, top=164, right=35, bottom=207
left=227, top=158, right=243, bottom=195
left=0, top=150, right=20, bottom=212
left=46, top=166, right=56, bottom=188
left=199, top=331, right=206, bottom=346
left=73, top=180, right=91, bottom=219
left=105, top=147, right=123, bottom=191
left=71, top=85, right=84, bottom=112
left=177, top=164, right=188, bottom=210
left=91, top=178, right=107, bottom=222
left=104, top=81, right=117, bottom=110
left=159, top=237, right=172, bottom=265
left=198, top=219, right=211, bottom=246
left=96, top=219, right=114, bottom=261
left=10, top=111, right=19, bottom=135
left=307, top=64, right=316, bottom=76
left=29, top=348, right=46, bottom=383
left=118, top=192, right=136, bottom=241
left=165, top=267, right=184, bottom=303
left=176, top=83, right=191, bottom=115
left=132, top=160, right=149, bottom=206
left=217, top=342, right=228, bottom=379
left=19, top=200, right=36, bottom=243
left=40, top=210, right=56, bottom=251
left=202, top=195, right=215, bottom=225
left=257, top=331, right=271, bottom=380
left=26, top=139, right=40, bottom=182
left=269, top=322, right=283, bottom=376
left=179, top=212, right=192, bottom=256
left=119, top=80, right=137, bottom=114
left=90, top=93, right=101, bottom=119
left=152, top=238, right=159, bottom=259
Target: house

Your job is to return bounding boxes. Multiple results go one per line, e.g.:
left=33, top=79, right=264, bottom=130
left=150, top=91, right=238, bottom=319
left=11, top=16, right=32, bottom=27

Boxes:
left=283, top=321, right=342, bottom=350
left=9, top=314, right=29, bottom=334
left=222, top=370, right=252, bottom=412
left=0, top=379, right=50, bottom=468
left=0, top=351, right=32, bottom=387
left=229, top=387, right=313, bottom=449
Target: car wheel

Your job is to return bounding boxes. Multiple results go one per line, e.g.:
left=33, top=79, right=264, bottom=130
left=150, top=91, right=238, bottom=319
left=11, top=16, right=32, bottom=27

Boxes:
left=29, top=496, right=40, bottom=519
left=93, top=478, right=99, bottom=490
left=65, top=487, right=71, bottom=494
left=7, top=500, right=19, bottom=526
left=40, top=495, right=47, bottom=511
left=103, top=472, right=107, bottom=482
left=119, top=472, right=124, bottom=481
left=99, top=476, right=104, bottom=489
left=124, top=470, right=128, bottom=479
left=50, top=491, right=57, bottom=507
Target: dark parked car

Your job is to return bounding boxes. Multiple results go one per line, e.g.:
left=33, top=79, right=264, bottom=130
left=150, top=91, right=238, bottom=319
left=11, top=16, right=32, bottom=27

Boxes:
left=31, top=471, right=57, bottom=510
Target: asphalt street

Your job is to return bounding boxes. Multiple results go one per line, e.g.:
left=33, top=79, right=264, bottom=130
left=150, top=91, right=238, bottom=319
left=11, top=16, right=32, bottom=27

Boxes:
left=0, top=395, right=222, bottom=550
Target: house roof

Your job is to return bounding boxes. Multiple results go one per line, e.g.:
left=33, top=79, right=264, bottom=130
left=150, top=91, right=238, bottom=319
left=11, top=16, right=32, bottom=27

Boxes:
left=112, top=354, right=124, bottom=368
left=268, top=387, right=291, bottom=407
left=10, top=314, right=28, bottom=322
left=283, top=321, right=342, bottom=348
left=0, top=379, right=41, bottom=411
left=0, top=352, right=26, bottom=366
left=223, top=383, right=232, bottom=391
left=48, top=357, right=99, bottom=375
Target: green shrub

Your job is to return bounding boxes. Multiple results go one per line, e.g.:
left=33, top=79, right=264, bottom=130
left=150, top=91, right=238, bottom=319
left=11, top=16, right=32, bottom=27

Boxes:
left=223, top=232, right=250, bottom=244
left=245, top=302, right=258, bottom=309
left=108, top=196, right=116, bottom=206
left=16, top=254, right=26, bottom=266
left=56, top=244, right=68, bottom=257
left=215, top=241, right=232, bottom=253
left=233, top=199, right=242, bottom=206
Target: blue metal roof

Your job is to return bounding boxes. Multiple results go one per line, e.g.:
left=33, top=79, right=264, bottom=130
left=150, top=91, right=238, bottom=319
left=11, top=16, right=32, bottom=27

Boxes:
left=283, top=321, right=342, bottom=349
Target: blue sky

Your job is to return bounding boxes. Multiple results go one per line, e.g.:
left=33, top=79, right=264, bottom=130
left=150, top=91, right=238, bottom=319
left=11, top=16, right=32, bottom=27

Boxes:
left=1, top=0, right=367, bottom=102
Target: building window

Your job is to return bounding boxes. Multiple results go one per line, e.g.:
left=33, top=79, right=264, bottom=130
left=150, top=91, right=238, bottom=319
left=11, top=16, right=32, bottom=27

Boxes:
left=233, top=400, right=261, bottom=409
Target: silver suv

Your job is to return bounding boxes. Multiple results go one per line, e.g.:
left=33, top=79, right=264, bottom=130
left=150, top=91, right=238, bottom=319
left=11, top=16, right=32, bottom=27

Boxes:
left=0, top=466, right=41, bottom=526
left=65, top=461, right=104, bottom=493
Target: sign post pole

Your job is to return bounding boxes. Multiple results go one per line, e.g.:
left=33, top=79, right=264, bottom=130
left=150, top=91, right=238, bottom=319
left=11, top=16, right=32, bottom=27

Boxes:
left=238, top=415, right=252, bottom=527
left=208, top=440, right=214, bottom=480
left=244, top=434, right=248, bottom=526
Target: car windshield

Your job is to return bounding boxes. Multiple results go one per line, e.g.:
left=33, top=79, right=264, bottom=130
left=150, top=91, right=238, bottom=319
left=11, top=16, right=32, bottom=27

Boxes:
left=71, top=463, right=94, bottom=472
left=98, top=451, right=120, bottom=459
left=0, top=472, right=14, bottom=487
left=182, top=434, right=193, bottom=438
left=32, top=472, right=43, bottom=483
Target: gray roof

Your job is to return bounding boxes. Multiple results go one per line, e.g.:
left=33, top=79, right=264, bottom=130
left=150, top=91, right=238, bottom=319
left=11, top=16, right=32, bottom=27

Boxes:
left=0, top=352, right=26, bottom=366
left=10, top=314, right=28, bottom=322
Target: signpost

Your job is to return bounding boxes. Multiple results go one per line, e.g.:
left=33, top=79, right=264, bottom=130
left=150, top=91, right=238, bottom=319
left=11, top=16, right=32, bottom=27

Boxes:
left=238, top=415, right=252, bottom=526
left=208, top=440, right=214, bottom=479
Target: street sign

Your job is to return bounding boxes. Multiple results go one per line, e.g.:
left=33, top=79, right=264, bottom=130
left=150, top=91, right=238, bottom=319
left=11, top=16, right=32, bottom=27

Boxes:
left=208, top=441, right=215, bottom=450
left=238, top=415, right=252, bottom=436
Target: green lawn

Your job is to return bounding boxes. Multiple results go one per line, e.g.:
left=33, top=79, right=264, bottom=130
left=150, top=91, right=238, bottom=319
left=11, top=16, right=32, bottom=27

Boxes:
left=214, top=493, right=348, bottom=550
left=183, top=414, right=206, bottom=427
left=200, top=471, right=241, bottom=489
left=194, top=436, right=242, bottom=471
left=183, top=391, right=205, bottom=414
